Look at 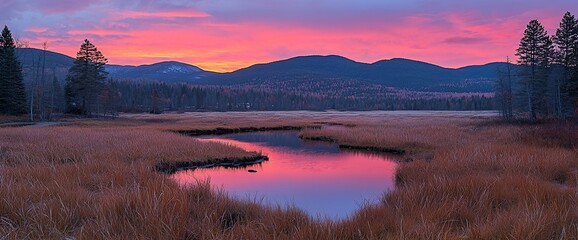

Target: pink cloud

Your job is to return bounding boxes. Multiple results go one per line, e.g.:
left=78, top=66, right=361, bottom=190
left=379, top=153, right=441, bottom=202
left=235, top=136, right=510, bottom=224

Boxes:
left=25, top=27, right=48, bottom=33
left=120, top=10, right=210, bottom=19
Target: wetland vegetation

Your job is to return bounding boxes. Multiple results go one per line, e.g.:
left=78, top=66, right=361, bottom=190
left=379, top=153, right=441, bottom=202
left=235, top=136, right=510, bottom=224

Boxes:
left=1, top=111, right=576, bottom=239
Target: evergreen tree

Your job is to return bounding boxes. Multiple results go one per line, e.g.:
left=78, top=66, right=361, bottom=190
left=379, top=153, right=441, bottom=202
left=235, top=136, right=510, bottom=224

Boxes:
left=553, top=12, right=578, bottom=117
left=515, top=20, right=554, bottom=120
left=65, top=39, right=108, bottom=115
left=0, top=25, right=27, bottom=115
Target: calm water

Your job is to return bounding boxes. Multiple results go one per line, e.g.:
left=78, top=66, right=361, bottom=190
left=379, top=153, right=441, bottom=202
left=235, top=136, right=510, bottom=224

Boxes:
left=172, top=131, right=397, bottom=219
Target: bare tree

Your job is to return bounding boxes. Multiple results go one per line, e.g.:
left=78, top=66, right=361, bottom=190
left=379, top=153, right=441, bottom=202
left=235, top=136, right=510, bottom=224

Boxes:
left=496, top=57, right=514, bottom=120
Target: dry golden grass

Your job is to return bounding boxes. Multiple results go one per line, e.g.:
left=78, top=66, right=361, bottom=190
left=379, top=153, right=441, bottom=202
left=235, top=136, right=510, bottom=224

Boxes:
left=0, top=111, right=576, bottom=239
left=299, top=113, right=578, bottom=239
left=0, top=126, right=266, bottom=239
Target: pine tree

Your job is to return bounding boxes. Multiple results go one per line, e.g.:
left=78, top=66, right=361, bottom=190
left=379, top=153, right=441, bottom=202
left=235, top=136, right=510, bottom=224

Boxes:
left=515, top=20, right=554, bottom=120
left=0, top=25, right=27, bottom=115
left=553, top=12, right=578, bottom=117
left=65, top=39, right=108, bottom=115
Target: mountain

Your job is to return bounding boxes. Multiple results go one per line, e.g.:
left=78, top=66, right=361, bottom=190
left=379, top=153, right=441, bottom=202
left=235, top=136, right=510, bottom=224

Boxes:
left=16, top=48, right=74, bottom=69
left=364, top=58, right=506, bottom=91
left=202, top=55, right=510, bottom=93
left=15, top=48, right=214, bottom=83
left=202, top=55, right=367, bottom=85
left=106, top=61, right=216, bottom=82
left=15, top=48, right=75, bottom=84
left=15, top=48, right=510, bottom=94
left=364, top=58, right=456, bottom=87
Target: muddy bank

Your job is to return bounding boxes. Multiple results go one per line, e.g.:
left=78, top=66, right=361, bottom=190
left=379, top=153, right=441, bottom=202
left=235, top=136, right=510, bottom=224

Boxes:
left=175, top=126, right=302, bottom=136
left=299, top=135, right=337, bottom=142
left=338, top=144, right=406, bottom=154
left=300, top=135, right=406, bottom=155
left=155, top=156, right=269, bottom=174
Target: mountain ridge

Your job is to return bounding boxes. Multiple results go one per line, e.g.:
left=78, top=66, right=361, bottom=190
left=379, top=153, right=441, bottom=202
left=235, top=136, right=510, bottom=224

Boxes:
left=15, top=48, right=216, bottom=82
left=15, top=48, right=510, bottom=93
left=16, top=48, right=506, bottom=73
left=201, top=54, right=510, bottom=92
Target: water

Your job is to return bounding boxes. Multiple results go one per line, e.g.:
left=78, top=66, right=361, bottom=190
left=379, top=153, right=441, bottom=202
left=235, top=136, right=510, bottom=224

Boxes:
left=172, top=131, right=397, bottom=220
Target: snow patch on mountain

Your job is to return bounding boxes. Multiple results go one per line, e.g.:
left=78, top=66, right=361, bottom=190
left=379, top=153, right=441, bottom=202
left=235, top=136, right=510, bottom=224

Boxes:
left=161, top=64, right=201, bottom=74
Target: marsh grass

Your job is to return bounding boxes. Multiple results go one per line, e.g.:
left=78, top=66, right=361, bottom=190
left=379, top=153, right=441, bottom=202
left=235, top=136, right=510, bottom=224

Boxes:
left=1, top=111, right=577, bottom=239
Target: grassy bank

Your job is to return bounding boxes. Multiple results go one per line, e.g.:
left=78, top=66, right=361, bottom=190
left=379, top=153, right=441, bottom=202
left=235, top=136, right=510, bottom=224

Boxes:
left=1, top=111, right=577, bottom=239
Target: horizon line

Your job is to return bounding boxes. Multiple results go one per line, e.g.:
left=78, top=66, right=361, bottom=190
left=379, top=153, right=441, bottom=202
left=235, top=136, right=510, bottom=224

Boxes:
left=19, top=47, right=509, bottom=74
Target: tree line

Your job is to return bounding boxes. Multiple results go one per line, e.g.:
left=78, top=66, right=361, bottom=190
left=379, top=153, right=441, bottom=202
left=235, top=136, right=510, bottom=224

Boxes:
left=496, top=12, right=578, bottom=120
left=107, top=80, right=493, bottom=112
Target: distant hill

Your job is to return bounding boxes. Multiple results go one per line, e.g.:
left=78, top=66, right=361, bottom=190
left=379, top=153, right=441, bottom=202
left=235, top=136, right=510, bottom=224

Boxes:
left=15, top=48, right=214, bottom=83
left=16, top=48, right=74, bottom=69
left=202, top=55, right=511, bottom=93
left=15, top=48, right=513, bottom=95
left=106, top=61, right=216, bottom=82
left=15, top=48, right=74, bottom=84
left=203, top=55, right=366, bottom=84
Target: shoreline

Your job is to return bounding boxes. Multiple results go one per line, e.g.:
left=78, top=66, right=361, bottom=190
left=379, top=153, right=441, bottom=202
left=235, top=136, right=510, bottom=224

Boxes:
left=155, top=156, right=269, bottom=174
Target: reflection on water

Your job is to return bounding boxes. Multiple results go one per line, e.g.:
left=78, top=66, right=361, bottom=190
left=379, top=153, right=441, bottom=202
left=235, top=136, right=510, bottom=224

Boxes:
left=172, top=131, right=397, bottom=220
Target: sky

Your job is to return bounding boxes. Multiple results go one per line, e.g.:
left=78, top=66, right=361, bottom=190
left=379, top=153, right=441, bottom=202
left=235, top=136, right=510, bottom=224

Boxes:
left=1, top=0, right=577, bottom=72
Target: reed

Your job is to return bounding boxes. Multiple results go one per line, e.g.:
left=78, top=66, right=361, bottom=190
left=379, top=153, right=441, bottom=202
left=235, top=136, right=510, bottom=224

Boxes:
left=0, top=111, right=576, bottom=239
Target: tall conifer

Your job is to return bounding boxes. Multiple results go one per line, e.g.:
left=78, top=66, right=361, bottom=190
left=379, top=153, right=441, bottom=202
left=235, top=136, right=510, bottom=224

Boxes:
left=0, top=25, right=27, bottom=115
left=515, top=20, right=553, bottom=120
left=65, top=39, right=108, bottom=115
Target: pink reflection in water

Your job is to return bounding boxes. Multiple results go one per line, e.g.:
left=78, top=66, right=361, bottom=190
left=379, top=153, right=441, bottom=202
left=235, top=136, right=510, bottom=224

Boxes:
left=172, top=132, right=397, bottom=219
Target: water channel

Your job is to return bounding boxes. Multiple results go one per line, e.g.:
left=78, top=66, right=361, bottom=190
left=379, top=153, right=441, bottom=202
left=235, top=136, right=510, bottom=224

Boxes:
left=172, top=131, right=398, bottom=219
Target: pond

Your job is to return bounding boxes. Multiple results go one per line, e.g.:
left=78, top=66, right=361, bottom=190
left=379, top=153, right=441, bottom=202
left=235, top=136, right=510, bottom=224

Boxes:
left=171, top=131, right=398, bottom=220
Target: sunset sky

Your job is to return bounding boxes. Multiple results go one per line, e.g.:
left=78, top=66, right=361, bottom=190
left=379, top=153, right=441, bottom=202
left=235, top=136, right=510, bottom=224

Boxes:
left=2, top=0, right=577, bottom=72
